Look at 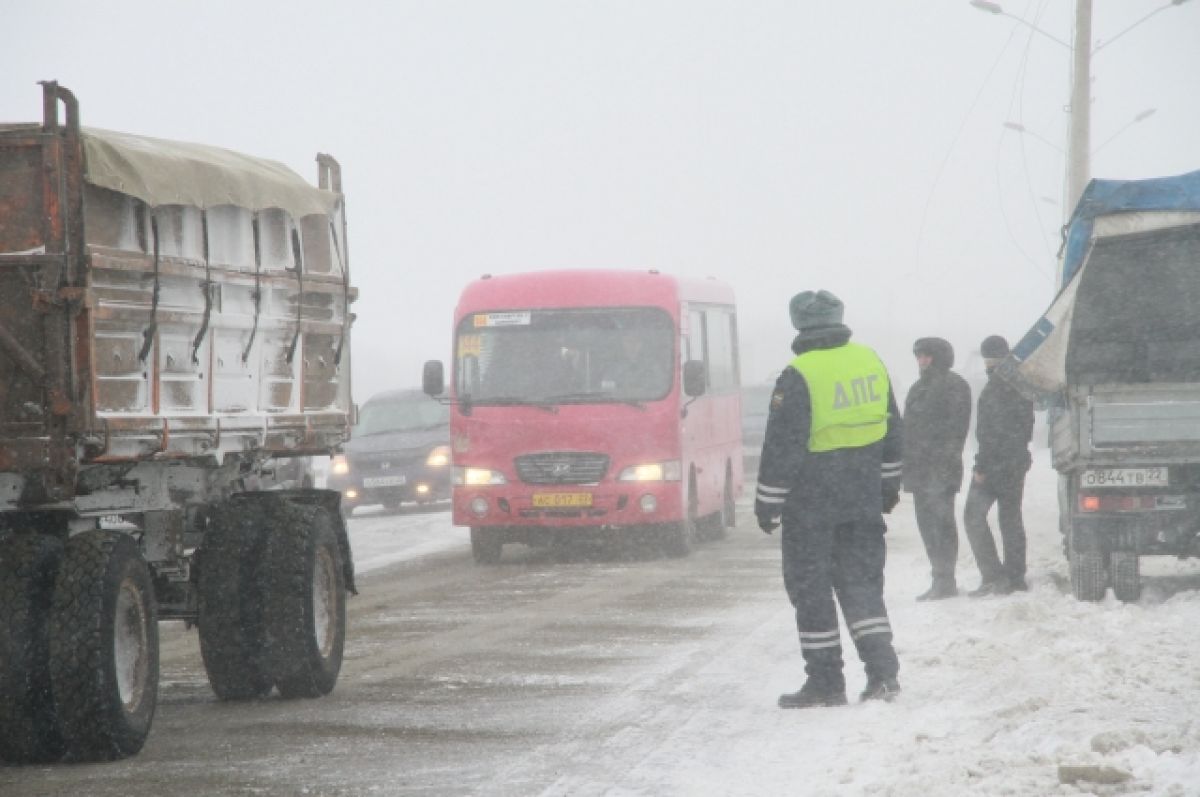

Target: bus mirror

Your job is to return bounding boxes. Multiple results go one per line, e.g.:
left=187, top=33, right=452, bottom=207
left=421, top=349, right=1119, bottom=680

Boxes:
left=423, top=360, right=445, bottom=397
left=683, top=360, right=706, bottom=398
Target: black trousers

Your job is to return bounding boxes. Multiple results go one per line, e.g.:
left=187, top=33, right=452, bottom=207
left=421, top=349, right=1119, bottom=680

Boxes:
left=963, top=475, right=1027, bottom=584
left=912, top=488, right=959, bottom=586
left=781, top=514, right=899, bottom=687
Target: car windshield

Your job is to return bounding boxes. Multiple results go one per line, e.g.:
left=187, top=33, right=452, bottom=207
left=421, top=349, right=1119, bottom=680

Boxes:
left=454, top=307, right=675, bottom=404
left=354, top=396, right=449, bottom=437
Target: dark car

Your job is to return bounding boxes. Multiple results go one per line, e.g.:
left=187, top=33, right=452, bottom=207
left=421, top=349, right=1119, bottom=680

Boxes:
left=328, top=389, right=452, bottom=517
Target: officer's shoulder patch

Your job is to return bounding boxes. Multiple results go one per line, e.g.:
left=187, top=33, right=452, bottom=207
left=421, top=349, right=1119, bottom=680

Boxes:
left=770, top=388, right=785, bottom=410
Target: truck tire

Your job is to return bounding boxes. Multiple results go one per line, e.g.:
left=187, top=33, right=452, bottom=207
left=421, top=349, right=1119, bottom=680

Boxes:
left=263, top=501, right=346, bottom=698
left=1110, top=551, right=1141, bottom=603
left=197, top=502, right=273, bottom=700
left=50, top=531, right=159, bottom=761
left=1067, top=526, right=1107, bottom=602
left=1057, top=474, right=1073, bottom=559
left=0, top=534, right=65, bottom=763
left=470, top=526, right=503, bottom=564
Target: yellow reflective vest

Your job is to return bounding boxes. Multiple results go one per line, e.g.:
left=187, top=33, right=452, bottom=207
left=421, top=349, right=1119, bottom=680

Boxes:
left=790, top=343, right=890, bottom=452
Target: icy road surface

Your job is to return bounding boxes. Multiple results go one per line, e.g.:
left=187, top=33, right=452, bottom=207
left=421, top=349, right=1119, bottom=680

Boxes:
left=4, top=450, right=1200, bottom=795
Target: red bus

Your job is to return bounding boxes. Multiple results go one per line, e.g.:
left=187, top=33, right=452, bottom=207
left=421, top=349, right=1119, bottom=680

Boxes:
left=423, top=269, right=743, bottom=563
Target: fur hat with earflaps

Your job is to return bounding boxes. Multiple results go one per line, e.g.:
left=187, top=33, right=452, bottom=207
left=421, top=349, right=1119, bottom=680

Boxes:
left=789, top=289, right=851, bottom=343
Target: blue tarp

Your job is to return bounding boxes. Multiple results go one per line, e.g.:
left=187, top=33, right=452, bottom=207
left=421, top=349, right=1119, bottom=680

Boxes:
left=1061, top=169, right=1200, bottom=283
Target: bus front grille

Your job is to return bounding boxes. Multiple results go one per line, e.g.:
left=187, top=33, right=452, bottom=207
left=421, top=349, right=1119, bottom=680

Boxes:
left=515, top=452, right=609, bottom=484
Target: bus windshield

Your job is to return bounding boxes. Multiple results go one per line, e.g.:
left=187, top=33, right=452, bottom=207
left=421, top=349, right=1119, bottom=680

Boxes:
left=455, top=307, right=675, bottom=405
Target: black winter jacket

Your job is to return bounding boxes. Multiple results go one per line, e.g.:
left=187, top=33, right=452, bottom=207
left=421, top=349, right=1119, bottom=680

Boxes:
left=973, top=370, right=1035, bottom=487
left=901, top=338, right=972, bottom=493
left=755, top=333, right=903, bottom=523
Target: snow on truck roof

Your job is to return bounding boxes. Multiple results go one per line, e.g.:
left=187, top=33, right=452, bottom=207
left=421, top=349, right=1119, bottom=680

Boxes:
left=79, top=127, right=341, bottom=219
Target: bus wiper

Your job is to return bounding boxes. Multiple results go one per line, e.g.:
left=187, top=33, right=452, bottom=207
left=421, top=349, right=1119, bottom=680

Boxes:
left=477, top=396, right=558, bottom=413
left=544, top=391, right=646, bottom=410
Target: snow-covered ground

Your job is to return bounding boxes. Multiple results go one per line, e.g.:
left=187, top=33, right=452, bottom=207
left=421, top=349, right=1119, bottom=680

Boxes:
left=344, top=447, right=1200, bottom=796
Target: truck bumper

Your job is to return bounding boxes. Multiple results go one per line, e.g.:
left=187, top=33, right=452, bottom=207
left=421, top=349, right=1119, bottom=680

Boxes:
left=1071, top=510, right=1200, bottom=556
left=452, top=483, right=685, bottom=530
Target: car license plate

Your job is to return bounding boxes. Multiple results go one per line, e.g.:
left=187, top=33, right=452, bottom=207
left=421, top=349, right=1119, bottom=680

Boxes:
left=532, top=492, right=593, bottom=508
left=363, top=475, right=407, bottom=488
left=1081, top=468, right=1168, bottom=488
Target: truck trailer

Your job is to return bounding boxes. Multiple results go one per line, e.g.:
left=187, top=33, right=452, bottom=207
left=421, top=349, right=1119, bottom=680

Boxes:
left=0, top=82, right=356, bottom=761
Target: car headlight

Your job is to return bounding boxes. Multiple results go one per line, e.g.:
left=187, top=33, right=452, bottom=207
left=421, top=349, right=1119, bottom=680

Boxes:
left=331, top=455, right=350, bottom=476
left=453, top=466, right=507, bottom=486
left=426, top=445, right=451, bottom=468
left=617, top=460, right=682, bottom=482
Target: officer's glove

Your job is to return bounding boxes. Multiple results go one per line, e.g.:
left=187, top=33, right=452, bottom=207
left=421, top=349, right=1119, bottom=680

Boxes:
left=881, top=487, right=900, bottom=515
left=754, top=499, right=781, bottom=534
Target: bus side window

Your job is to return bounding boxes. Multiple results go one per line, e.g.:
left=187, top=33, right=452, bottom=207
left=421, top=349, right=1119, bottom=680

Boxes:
left=687, top=308, right=709, bottom=388
left=704, top=308, right=738, bottom=393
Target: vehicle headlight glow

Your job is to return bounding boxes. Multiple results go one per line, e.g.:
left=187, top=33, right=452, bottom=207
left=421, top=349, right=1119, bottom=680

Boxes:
left=618, top=460, right=682, bottom=482
left=331, top=455, right=350, bottom=476
left=454, top=466, right=507, bottom=486
left=426, top=445, right=451, bottom=468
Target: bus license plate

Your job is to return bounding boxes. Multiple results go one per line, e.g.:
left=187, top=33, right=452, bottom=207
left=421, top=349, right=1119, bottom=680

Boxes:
left=532, top=492, right=593, bottom=508
left=1081, top=468, right=1168, bottom=488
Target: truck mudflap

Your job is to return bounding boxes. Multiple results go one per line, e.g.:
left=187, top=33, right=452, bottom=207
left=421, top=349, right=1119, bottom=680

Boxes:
left=263, top=488, right=357, bottom=595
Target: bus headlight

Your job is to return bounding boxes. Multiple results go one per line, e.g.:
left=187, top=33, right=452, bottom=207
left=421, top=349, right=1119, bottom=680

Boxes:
left=426, top=445, right=451, bottom=468
left=454, top=466, right=507, bottom=486
left=331, top=455, right=350, bottom=476
left=618, top=460, right=682, bottom=482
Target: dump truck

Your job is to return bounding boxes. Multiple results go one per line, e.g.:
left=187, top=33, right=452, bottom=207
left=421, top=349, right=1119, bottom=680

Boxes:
left=0, top=82, right=356, bottom=762
left=1002, top=169, right=1200, bottom=602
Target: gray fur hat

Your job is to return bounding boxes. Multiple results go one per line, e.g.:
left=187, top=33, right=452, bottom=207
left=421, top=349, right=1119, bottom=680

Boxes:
left=789, top=290, right=847, bottom=338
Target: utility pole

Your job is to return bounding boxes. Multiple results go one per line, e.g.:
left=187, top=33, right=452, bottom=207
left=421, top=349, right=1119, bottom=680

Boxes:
left=1065, top=0, right=1092, bottom=213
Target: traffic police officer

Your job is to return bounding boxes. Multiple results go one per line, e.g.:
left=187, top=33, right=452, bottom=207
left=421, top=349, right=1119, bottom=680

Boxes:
left=755, top=289, right=904, bottom=708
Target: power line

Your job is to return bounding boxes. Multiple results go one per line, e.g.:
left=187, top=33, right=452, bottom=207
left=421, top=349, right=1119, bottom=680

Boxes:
left=911, top=18, right=1024, bottom=281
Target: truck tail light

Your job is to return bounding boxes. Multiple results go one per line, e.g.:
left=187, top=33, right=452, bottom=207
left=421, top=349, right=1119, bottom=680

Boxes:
left=1079, top=494, right=1179, bottom=512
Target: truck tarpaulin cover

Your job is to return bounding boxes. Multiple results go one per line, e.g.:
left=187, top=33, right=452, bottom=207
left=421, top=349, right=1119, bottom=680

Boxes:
left=81, top=127, right=341, bottom=218
left=1000, top=170, right=1200, bottom=397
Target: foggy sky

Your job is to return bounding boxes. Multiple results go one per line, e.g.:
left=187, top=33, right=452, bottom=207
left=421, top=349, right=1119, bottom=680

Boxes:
left=6, top=0, right=1199, bottom=401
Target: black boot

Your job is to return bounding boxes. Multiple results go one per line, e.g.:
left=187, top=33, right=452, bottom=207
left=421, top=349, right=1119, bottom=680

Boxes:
left=916, top=580, right=957, bottom=601
left=968, top=576, right=1012, bottom=598
left=860, top=677, right=901, bottom=702
left=778, top=679, right=848, bottom=709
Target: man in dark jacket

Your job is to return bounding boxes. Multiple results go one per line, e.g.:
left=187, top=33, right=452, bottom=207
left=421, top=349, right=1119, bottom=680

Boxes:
left=754, top=290, right=904, bottom=709
left=903, top=338, right=972, bottom=601
left=963, top=335, right=1035, bottom=596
